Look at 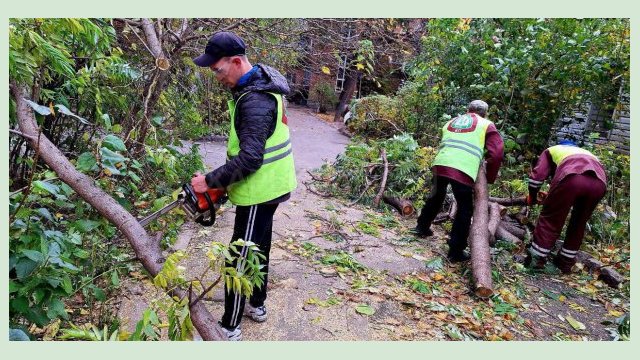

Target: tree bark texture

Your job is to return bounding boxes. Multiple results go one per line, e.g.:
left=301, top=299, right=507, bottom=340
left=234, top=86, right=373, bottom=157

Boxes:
left=469, top=164, right=493, bottom=298
left=382, top=195, right=414, bottom=216
left=333, top=69, right=359, bottom=123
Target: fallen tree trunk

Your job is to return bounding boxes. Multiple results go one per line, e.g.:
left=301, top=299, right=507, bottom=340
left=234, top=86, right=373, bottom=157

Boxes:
left=382, top=195, right=414, bottom=216
left=469, top=164, right=493, bottom=298
left=489, top=196, right=527, bottom=206
left=498, top=221, right=527, bottom=239
left=598, top=267, right=626, bottom=288
left=494, top=227, right=525, bottom=253
left=11, top=83, right=225, bottom=341
left=487, top=202, right=502, bottom=245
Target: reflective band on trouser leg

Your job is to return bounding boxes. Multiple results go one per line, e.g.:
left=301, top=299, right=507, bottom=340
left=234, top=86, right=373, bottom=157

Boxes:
left=530, top=242, right=551, bottom=257
left=230, top=205, right=256, bottom=328
left=559, top=247, right=578, bottom=259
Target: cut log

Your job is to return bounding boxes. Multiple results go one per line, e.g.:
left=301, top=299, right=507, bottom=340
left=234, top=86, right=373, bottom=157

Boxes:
left=469, top=164, right=493, bottom=298
left=495, top=226, right=525, bottom=253
left=434, top=195, right=457, bottom=223
left=487, top=202, right=502, bottom=245
left=498, top=221, right=527, bottom=239
left=373, top=149, right=388, bottom=207
left=514, top=207, right=530, bottom=225
left=489, top=196, right=527, bottom=206
left=599, top=267, right=625, bottom=288
left=382, top=195, right=415, bottom=216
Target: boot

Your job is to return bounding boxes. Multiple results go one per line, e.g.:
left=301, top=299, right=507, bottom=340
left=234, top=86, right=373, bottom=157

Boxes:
left=447, top=250, right=471, bottom=263
left=552, top=254, right=576, bottom=274
left=410, top=226, right=433, bottom=238
left=524, top=252, right=547, bottom=270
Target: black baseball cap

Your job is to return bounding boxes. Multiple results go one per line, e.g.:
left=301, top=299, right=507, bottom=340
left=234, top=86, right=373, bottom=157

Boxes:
left=193, top=31, right=246, bottom=67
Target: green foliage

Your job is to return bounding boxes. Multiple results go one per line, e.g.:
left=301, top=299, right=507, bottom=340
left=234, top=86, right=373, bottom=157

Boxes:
left=585, top=144, right=630, bottom=244
left=154, top=251, right=188, bottom=289
left=320, top=251, right=364, bottom=273
left=309, top=81, right=338, bottom=113
left=313, top=134, right=437, bottom=208
left=402, top=18, right=629, bottom=152
left=221, top=240, right=267, bottom=298
left=347, top=95, right=404, bottom=138
left=129, top=308, right=162, bottom=341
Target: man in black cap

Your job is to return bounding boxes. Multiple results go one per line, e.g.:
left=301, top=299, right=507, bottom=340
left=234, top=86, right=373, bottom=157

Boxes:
left=191, top=31, right=297, bottom=341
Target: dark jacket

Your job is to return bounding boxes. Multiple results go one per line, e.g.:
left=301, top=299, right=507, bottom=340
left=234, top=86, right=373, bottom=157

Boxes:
left=205, top=64, right=291, bottom=203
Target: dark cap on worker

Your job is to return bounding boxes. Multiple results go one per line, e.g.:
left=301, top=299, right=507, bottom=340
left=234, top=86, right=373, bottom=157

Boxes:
left=193, top=31, right=246, bottom=67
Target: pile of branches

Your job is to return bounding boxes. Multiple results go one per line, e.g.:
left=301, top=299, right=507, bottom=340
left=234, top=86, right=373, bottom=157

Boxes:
left=307, top=134, right=436, bottom=214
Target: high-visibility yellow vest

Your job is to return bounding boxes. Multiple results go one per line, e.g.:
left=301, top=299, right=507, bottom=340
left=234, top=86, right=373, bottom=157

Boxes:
left=226, top=92, right=297, bottom=205
left=432, top=113, right=492, bottom=181
left=548, top=145, right=598, bottom=166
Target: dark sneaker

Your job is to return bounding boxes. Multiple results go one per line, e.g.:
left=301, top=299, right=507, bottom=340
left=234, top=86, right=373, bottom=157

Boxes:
left=218, top=322, right=242, bottom=341
left=552, top=254, right=576, bottom=274
left=410, top=227, right=433, bottom=238
left=244, top=304, right=267, bottom=323
left=447, top=250, right=471, bottom=263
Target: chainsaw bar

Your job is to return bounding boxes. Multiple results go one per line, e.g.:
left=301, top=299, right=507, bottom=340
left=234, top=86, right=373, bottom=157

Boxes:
left=138, top=197, right=183, bottom=228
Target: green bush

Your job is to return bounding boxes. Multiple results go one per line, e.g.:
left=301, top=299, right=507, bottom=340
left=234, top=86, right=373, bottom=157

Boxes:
left=347, top=95, right=406, bottom=139
left=313, top=134, right=437, bottom=208
left=309, top=81, right=338, bottom=113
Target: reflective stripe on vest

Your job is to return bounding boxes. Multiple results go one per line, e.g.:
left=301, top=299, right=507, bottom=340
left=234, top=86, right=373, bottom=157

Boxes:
left=548, top=145, right=598, bottom=166
left=226, top=91, right=297, bottom=205
left=432, top=113, right=492, bottom=181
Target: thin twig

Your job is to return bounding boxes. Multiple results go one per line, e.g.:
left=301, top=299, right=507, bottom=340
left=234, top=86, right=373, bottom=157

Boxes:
left=304, top=181, right=333, bottom=198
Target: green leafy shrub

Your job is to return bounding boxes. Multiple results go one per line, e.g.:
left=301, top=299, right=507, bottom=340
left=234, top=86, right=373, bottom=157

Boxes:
left=309, top=81, right=338, bottom=113
left=347, top=95, right=406, bottom=139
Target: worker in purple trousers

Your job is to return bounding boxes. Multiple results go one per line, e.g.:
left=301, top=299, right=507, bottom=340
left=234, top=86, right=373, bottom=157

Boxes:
left=524, top=140, right=607, bottom=273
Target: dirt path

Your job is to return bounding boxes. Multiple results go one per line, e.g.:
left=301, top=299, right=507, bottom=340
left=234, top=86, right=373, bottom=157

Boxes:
left=116, top=106, right=628, bottom=341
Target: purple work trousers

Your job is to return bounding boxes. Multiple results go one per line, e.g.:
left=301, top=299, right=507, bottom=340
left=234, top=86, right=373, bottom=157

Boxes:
left=531, top=173, right=606, bottom=259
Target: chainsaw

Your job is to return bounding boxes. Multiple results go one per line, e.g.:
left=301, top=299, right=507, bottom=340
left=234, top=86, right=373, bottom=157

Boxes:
left=139, top=183, right=227, bottom=228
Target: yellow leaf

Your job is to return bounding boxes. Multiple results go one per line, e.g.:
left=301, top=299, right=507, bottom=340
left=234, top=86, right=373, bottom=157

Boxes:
left=609, top=310, right=624, bottom=317
left=558, top=295, right=567, bottom=302
left=569, top=303, right=586, bottom=312
left=355, top=63, right=365, bottom=70
left=321, top=66, right=331, bottom=75
left=566, top=315, right=586, bottom=331
left=432, top=273, right=444, bottom=281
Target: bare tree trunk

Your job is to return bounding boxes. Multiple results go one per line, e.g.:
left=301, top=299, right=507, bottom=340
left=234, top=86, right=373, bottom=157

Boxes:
left=11, top=83, right=225, bottom=341
left=333, top=70, right=359, bottom=123
left=469, top=164, right=493, bottom=298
